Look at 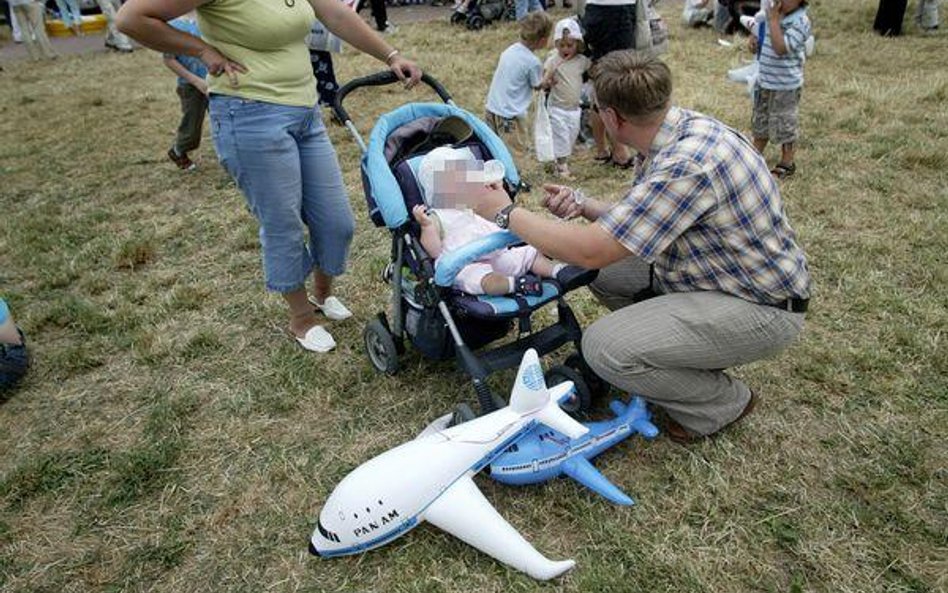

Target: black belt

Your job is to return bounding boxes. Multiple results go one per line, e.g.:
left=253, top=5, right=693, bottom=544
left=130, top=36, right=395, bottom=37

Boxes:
left=769, top=297, right=809, bottom=313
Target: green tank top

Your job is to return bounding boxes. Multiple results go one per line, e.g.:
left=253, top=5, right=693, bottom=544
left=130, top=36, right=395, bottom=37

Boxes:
left=197, top=0, right=317, bottom=107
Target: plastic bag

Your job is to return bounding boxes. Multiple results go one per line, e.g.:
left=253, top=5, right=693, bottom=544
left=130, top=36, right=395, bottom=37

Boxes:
left=534, top=93, right=555, bottom=163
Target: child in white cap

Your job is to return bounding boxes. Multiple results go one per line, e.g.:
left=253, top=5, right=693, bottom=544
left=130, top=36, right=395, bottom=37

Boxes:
left=541, top=18, right=592, bottom=179
left=412, top=147, right=564, bottom=296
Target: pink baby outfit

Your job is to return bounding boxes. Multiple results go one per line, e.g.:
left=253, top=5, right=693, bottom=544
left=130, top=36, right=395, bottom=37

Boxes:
left=433, top=208, right=539, bottom=294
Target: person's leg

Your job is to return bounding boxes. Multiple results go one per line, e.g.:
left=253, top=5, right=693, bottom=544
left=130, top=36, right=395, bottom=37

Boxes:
left=587, top=255, right=653, bottom=311
left=209, top=97, right=319, bottom=337
left=515, top=0, right=529, bottom=20
left=11, top=6, right=39, bottom=60
left=174, top=85, right=207, bottom=156
left=590, top=108, right=609, bottom=159
left=370, top=0, right=388, bottom=30
left=771, top=88, right=800, bottom=172
left=751, top=86, right=770, bottom=155
left=481, top=273, right=514, bottom=295
left=528, top=0, right=543, bottom=14
left=917, top=0, right=939, bottom=29
left=582, top=291, right=805, bottom=436
left=26, top=2, right=57, bottom=59
left=295, top=108, right=355, bottom=305
left=97, top=0, right=133, bottom=50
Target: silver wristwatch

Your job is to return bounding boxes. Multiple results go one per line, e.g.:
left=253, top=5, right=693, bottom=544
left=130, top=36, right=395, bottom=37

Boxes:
left=494, top=203, right=518, bottom=229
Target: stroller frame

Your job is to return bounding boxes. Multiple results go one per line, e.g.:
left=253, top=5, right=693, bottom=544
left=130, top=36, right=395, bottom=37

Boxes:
left=333, top=72, right=604, bottom=416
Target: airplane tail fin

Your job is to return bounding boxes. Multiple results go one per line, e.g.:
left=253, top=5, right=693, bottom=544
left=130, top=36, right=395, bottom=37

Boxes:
left=563, top=457, right=634, bottom=506
left=510, top=350, right=588, bottom=440
left=610, top=397, right=660, bottom=439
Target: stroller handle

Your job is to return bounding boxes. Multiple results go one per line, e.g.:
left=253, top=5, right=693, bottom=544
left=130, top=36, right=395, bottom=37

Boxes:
left=332, top=71, right=454, bottom=126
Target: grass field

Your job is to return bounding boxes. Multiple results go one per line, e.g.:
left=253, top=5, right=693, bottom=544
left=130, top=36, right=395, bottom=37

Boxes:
left=1, top=1, right=946, bottom=591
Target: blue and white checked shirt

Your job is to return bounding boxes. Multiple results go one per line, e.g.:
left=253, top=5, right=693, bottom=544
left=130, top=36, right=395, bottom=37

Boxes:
left=599, top=106, right=811, bottom=306
left=758, top=8, right=811, bottom=91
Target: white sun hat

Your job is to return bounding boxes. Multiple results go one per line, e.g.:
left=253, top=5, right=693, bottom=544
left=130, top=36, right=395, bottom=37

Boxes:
left=554, top=18, right=583, bottom=44
left=418, top=146, right=506, bottom=206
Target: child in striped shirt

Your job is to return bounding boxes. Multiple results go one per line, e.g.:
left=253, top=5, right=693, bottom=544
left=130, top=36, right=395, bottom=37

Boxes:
left=748, top=0, right=811, bottom=179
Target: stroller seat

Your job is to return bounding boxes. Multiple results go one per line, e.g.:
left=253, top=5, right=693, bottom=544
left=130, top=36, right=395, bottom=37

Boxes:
left=335, top=72, right=603, bottom=415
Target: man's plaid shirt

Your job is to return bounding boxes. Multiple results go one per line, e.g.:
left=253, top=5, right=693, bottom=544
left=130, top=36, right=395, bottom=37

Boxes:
left=599, top=106, right=811, bottom=305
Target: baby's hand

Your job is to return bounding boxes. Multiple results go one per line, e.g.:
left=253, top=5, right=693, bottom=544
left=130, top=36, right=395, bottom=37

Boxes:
left=412, top=204, right=432, bottom=226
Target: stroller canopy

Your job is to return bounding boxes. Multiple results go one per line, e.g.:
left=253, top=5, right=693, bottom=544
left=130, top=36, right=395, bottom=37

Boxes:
left=364, top=103, right=521, bottom=229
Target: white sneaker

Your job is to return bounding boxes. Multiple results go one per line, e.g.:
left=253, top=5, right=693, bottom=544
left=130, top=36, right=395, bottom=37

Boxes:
left=309, top=296, right=353, bottom=321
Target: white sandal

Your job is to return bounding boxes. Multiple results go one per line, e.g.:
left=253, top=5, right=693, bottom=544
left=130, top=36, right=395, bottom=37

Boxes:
left=309, top=295, right=353, bottom=321
left=294, top=325, right=336, bottom=353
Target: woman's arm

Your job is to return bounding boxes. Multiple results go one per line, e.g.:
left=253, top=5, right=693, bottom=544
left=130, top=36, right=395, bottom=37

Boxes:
left=117, top=0, right=246, bottom=85
left=306, top=0, right=421, bottom=87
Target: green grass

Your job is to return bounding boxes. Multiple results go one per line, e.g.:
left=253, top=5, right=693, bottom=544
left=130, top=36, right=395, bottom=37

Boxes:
left=1, top=2, right=946, bottom=591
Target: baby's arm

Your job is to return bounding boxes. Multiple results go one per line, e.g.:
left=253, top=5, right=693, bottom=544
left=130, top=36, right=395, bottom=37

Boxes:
left=412, top=205, right=443, bottom=259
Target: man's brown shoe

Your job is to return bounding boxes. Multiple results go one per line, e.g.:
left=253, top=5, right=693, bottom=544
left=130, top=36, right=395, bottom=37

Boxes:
left=664, top=390, right=759, bottom=444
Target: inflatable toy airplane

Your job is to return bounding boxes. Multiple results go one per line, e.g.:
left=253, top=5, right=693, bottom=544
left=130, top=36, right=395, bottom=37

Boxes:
left=309, top=349, right=589, bottom=580
left=490, top=397, right=659, bottom=506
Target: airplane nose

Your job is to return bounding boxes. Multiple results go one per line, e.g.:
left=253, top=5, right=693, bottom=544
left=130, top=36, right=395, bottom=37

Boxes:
left=308, top=541, right=322, bottom=557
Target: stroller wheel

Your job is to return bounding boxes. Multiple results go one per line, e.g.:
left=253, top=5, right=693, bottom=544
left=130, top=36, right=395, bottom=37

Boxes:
left=450, top=11, right=466, bottom=24
left=364, top=315, right=399, bottom=375
left=467, top=14, right=485, bottom=30
left=545, top=365, right=592, bottom=415
left=565, top=352, right=611, bottom=400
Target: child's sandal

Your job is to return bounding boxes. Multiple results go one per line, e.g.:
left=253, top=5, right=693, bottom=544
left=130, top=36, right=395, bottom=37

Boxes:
left=771, top=162, right=796, bottom=179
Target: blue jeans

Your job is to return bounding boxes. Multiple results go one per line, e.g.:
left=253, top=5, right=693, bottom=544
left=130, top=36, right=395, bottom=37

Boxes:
left=515, top=0, right=543, bottom=21
left=54, top=0, right=83, bottom=27
left=209, top=95, right=354, bottom=293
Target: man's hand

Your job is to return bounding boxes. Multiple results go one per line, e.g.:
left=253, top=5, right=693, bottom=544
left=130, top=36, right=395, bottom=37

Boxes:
left=767, top=0, right=782, bottom=22
left=199, top=44, right=247, bottom=88
left=542, top=184, right=584, bottom=220
left=412, top=204, right=433, bottom=226
left=748, top=34, right=759, bottom=53
left=389, top=56, right=423, bottom=90
left=473, top=186, right=513, bottom=221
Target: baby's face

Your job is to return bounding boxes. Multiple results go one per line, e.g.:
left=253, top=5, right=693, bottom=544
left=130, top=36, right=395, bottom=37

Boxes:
left=557, top=37, right=578, bottom=60
left=431, top=159, right=493, bottom=209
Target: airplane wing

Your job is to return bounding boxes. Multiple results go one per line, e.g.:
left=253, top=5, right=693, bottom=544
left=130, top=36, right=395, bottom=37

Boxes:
left=423, top=474, right=575, bottom=581
left=562, top=456, right=634, bottom=506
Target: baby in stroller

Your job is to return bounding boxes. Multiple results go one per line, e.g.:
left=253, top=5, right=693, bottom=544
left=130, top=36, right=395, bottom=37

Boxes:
left=412, top=147, right=565, bottom=296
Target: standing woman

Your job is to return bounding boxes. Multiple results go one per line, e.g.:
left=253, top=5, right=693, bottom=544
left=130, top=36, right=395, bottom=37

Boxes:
left=116, top=0, right=422, bottom=353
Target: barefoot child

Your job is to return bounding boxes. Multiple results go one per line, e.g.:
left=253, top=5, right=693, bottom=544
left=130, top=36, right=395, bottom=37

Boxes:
left=413, top=147, right=565, bottom=296
left=162, top=12, right=208, bottom=172
left=541, top=18, right=591, bottom=179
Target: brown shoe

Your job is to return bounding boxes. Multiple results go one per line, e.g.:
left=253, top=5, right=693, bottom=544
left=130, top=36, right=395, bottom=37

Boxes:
left=664, top=390, right=758, bottom=444
left=167, top=148, right=196, bottom=171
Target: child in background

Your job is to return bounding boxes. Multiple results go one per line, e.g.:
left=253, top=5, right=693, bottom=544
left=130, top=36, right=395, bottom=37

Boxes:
left=412, top=147, right=566, bottom=296
left=749, top=0, right=811, bottom=179
left=162, top=12, right=208, bottom=172
left=485, top=11, right=554, bottom=153
left=541, top=18, right=591, bottom=179
left=8, top=0, right=58, bottom=61
left=0, top=298, right=30, bottom=390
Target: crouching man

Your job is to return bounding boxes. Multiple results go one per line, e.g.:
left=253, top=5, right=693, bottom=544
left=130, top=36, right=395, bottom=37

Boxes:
left=473, top=51, right=811, bottom=442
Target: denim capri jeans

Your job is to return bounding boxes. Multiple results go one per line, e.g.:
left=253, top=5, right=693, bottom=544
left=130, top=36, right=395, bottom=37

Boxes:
left=209, top=95, right=355, bottom=293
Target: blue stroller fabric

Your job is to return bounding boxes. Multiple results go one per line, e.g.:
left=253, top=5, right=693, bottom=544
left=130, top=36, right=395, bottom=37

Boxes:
left=364, top=103, right=521, bottom=229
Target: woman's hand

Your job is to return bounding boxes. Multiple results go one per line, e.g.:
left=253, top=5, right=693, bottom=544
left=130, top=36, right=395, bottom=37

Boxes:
left=412, top=204, right=433, bottom=226
left=199, top=44, right=247, bottom=88
left=389, top=55, right=423, bottom=89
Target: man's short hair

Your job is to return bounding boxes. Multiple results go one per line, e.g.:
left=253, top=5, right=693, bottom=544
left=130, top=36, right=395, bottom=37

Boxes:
left=592, top=50, right=673, bottom=121
left=520, top=12, right=553, bottom=45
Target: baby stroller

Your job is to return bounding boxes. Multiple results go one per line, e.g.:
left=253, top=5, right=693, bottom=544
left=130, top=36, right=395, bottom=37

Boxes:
left=450, top=0, right=515, bottom=30
left=332, top=72, right=606, bottom=417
